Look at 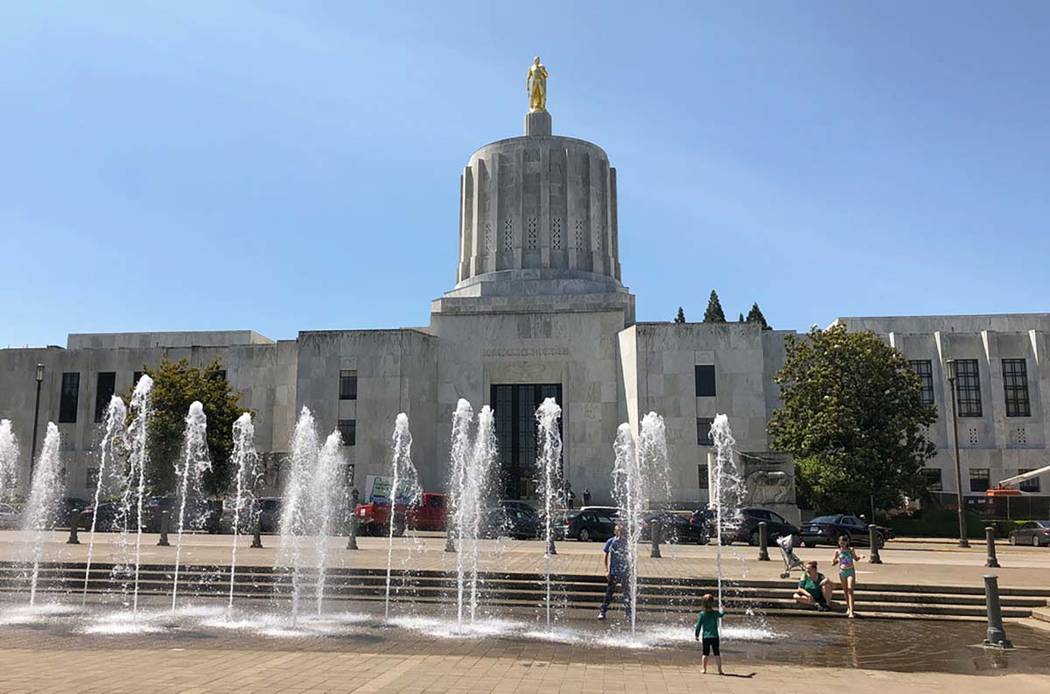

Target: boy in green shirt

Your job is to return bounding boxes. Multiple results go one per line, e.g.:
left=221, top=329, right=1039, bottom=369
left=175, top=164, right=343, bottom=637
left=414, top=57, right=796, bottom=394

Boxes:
left=693, top=593, right=726, bottom=675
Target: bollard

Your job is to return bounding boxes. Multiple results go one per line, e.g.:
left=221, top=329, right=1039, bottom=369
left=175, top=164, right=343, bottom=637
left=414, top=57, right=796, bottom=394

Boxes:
left=650, top=519, right=662, bottom=559
left=982, top=574, right=1013, bottom=648
left=445, top=529, right=456, bottom=553
left=250, top=517, right=263, bottom=549
left=985, top=526, right=1001, bottom=568
left=757, top=521, right=770, bottom=561
left=156, top=509, right=171, bottom=547
left=347, top=513, right=359, bottom=550
left=66, top=509, right=82, bottom=544
left=868, top=524, right=882, bottom=564
left=547, top=535, right=558, bottom=556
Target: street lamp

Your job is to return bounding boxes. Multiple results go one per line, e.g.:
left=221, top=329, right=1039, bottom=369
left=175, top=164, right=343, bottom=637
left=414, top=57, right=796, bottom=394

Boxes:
left=29, top=363, right=45, bottom=480
left=945, top=359, right=970, bottom=548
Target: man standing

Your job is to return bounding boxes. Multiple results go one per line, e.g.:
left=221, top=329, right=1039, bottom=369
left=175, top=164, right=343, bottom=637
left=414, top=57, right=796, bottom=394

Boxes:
left=598, top=524, right=632, bottom=620
left=582, top=488, right=592, bottom=507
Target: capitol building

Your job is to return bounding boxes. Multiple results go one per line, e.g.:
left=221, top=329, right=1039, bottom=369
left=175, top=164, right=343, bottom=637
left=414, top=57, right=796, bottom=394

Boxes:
left=2, top=65, right=1047, bottom=520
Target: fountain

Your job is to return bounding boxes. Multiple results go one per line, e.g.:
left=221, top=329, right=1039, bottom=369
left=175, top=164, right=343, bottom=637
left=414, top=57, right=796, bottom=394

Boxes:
left=384, top=413, right=420, bottom=620
left=21, top=423, right=63, bottom=606
left=708, top=414, right=746, bottom=609
left=535, top=398, right=563, bottom=631
left=277, top=406, right=320, bottom=625
left=127, top=375, right=154, bottom=613
left=83, top=396, right=126, bottom=604
left=0, top=419, right=18, bottom=502
left=447, top=398, right=474, bottom=628
left=312, top=430, right=349, bottom=616
left=612, top=412, right=670, bottom=634
left=468, top=406, right=496, bottom=624
left=171, top=401, right=211, bottom=613
left=227, top=412, right=258, bottom=613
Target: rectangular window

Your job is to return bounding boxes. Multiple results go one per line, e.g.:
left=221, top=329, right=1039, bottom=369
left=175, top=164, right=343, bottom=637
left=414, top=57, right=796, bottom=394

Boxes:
left=954, top=359, right=982, bottom=417
left=133, top=371, right=144, bottom=387
left=694, top=365, right=716, bottom=397
left=969, top=467, right=990, bottom=493
left=697, top=464, right=709, bottom=490
left=1002, top=359, right=1030, bottom=418
left=94, top=372, right=116, bottom=423
left=910, top=360, right=935, bottom=406
left=923, top=467, right=943, bottom=492
left=696, top=417, right=714, bottom=446
left=59, top=372, right=80, bottom=423
left=1019, top=469, right=1041, bottom=493
left=212, top=369, right=227, bottom=382
left=337, top=419, right=356, bottom=446
left=339, top=369, right=358, bottom=400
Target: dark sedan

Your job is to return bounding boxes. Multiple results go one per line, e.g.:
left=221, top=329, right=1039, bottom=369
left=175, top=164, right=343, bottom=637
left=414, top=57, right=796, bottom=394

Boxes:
left=1009, top=520, right=1050, bottom=547
left=640, top=511, right=707, bottom=544
left=479, top=503, right=540, bottom=539
left=800, top=514, right=890, bottom=548
left=562, top=507, right=618, bottom=542
left=693, top=507, right=798, bottom=546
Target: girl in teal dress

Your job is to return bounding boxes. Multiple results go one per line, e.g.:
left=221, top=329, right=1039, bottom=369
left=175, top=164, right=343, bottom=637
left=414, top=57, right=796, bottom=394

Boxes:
left=833, top=535, right=862, bottom=618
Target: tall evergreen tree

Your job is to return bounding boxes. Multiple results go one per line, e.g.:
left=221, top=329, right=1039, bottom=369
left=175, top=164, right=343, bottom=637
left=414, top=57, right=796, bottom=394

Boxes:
left=674, top=307, right=686, bottom=324
left=746, top=302, right=771, bottom=330
left=702, top=290, right=726, bottom=323
left=738, top=313, right=745, bottom=323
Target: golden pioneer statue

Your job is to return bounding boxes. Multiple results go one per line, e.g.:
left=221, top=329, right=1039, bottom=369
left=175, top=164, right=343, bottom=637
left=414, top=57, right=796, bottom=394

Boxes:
left=526, top=56, right=548, bottom=112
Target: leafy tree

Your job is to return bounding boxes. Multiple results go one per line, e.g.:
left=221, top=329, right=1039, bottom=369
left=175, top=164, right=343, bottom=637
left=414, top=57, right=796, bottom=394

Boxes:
left=674, top=307, right=686, bottom=324
left=131, top=359, right=247, bottom=496
left=703, top=290, right=726, bottom=323
left=768, top=325, right=936, bottom=515
left=746, top=302, right=771, bottom=330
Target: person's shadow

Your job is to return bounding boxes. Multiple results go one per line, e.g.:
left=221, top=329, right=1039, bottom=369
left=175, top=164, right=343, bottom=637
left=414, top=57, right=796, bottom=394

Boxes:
left=719, top=673, right=756, bottom=679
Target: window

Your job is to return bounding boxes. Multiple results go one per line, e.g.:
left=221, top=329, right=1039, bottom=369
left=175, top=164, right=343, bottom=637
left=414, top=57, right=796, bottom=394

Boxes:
left=969, top=468, right=990, bottom=493
left=694, top=365, right=716, bottom=397
left=339, top=370, right=358, bottom=400
left=1002, top=359, right=1030, bottom=418
left=133, top=371, right=144, bottom=387
left=94, top=372, right=116, bottom=423
left=697, top=464, right=709, bottom=490
left=923, top=468, right=943, bottom=492
left=59, top=372, right=80, bottom=423
left=337, top=419, right=356, bottom=446
left=954, top=359, right=982, bottom=417
left=696, top=417, right=714, bottom=446
left=1019, top=469, right=1041, bottom=493
left=212, top=369, right=227, bottom=382
left=909, top=360, right=935, bottom=405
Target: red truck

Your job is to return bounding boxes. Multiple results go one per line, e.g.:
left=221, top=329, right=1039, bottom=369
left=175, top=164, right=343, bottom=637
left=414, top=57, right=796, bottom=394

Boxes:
left=354, top=492, right=447, bottom=536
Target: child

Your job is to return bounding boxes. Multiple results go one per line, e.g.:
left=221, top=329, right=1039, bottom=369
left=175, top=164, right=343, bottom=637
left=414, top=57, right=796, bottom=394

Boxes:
left=833, top=535, right=862, bottom=618
left=793, top=560, right=833, bottom=611
left=693, top=593, right=725, bottom=675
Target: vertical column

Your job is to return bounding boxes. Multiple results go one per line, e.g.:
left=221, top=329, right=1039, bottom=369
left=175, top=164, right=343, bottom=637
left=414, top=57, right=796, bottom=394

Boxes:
left=566, top=148, right=578, bottom=271
left=488, top=154, right=500, bottom=272
left=589, top=153, right=604, bottom=276
left=982, top=330, right=1005, bottom=451
left=609, top=167, right=620, bottom=280
left=540, top=145, right=551, bottom=269
left=469, top=163, right=483, bottom=277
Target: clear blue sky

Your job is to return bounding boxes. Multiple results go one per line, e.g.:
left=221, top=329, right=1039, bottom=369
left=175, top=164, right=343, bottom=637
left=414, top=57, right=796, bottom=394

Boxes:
left=2, top=2, right=1048, bottom=346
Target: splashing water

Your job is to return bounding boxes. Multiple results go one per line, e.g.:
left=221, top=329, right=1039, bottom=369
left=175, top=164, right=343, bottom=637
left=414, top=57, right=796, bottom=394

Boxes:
left=21, top=423, right=63, bottom=606
left=448, top=398, right=474, bottom=629
left=171, top=401, right=211, bottom=613
left=313, top=430, right=349, bottom=616
left=227, top=413, right=258, bottom=614
left=384, top=413, right=420, bottom=620
left=277, top=407, right=320, bottom=625
left=83, top=396, right=126, bottom=605
left=127, top=375, right=153, bottom=613
left=708, top=414, right=746, bottom=609
left=612, top=412, right=671, bottom=634
left=468, top=406, right=496, bottom=623
left=0, top=419, right=18, bottom=503
left=535, top=398, right=563, bottom=631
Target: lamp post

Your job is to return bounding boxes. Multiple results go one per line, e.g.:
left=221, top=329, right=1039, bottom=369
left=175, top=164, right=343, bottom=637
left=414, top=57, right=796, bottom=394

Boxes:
left=29, top=363, right=45, bottom=480
left=945, top=359, right=970, bottom=548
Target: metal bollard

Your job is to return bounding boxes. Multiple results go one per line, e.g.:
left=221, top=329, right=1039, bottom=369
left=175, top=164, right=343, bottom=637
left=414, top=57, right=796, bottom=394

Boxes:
left=985, top=526, right=1001, bottom=568
left=868, top=524, right=882, bottom=564
left=650, top=519, right=662, bottom=558
left=445, top=529, right=456, bottom=553
left=546, top=535, right=558, bottom=556
left=156, top=510, right=171, bottom=547
left=982, top=574, right=1013, bottom=648
left=347, top=513, right=359, bottom=550
left=66, top=509, right=82, bottom=545
left=755, top=522, right=772, bottom=558
left=250, top=517, right=263, bottom=549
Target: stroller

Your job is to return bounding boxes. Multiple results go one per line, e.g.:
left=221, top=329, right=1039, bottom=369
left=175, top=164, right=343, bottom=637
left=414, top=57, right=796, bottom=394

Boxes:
left=776, top=533, right=806, bottom=579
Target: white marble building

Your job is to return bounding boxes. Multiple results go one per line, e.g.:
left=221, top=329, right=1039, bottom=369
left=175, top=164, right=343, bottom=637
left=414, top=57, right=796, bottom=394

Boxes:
left=1, top=102, right=1046, bottom=519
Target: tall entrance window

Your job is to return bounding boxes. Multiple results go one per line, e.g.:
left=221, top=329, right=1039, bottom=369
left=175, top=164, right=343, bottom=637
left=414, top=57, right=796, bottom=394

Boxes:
left=491, top=383, right=562, bottom=499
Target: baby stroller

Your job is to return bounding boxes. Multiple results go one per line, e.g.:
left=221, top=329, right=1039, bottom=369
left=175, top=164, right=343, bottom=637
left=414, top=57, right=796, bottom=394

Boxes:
left=776, top=533, right=805, bottom=579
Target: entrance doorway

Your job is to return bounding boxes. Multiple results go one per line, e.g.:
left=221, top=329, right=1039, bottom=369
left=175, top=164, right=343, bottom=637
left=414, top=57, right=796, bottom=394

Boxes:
left=491, top=383, right=562, bottom=499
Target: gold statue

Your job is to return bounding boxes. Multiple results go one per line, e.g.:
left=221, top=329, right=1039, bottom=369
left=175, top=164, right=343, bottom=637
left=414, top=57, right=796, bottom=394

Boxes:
left=526, top=56, right=548, bottom=112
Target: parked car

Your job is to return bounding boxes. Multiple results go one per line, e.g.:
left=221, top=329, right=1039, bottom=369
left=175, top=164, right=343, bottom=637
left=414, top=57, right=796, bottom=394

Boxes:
left=1009, top=520, right=1050, bottom=547
left=56, top=497, right=89, bottom=528
left=640, top=510, right=707, bottom=544
left=562, top=507, right=618, bottom=542
left=800, top=514, right=890, bottom=548
left=479, top=502, right=540, bottom=539
left=355, top=491, right=447, bottom=536
left=0, top=502, right=20, bottom=529
left=694, top=507, right=798, bottom=546
left=82, top=501, right=123, bottom=531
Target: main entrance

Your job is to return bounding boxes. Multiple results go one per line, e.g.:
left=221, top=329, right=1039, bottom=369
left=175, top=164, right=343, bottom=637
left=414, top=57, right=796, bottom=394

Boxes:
left=491, top=383, right=562, bottom=500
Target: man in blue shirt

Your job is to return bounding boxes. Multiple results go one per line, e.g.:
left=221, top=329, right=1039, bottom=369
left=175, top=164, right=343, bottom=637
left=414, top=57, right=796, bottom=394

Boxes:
left=599, top=523, right=632, bottom=620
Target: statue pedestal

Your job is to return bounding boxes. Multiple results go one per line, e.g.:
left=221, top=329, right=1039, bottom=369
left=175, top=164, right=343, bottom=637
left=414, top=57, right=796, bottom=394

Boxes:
left=525, top=110, right=551, bottom=136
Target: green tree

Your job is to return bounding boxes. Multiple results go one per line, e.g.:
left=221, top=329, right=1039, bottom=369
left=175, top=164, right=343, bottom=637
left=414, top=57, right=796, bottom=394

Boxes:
left=674, top=307, right=686, bottom=324
left=746, top=302, right=771, bottom=330
left=132, top=359, right=247, bottom=496
left=768, top=325, right=936, bottom=515
left=738, top=313, right=745, bottom=323
left=703, top=290, right=726, bottom=323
